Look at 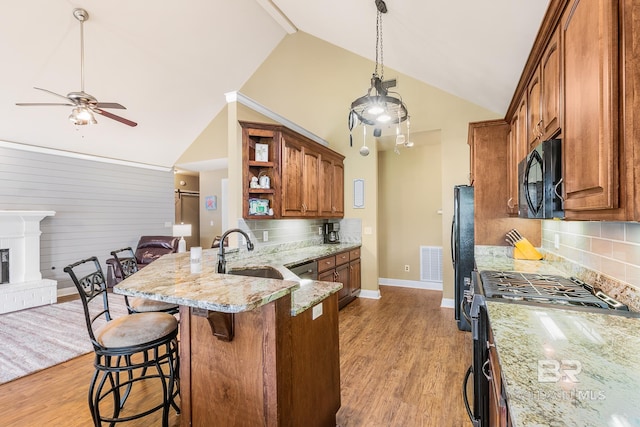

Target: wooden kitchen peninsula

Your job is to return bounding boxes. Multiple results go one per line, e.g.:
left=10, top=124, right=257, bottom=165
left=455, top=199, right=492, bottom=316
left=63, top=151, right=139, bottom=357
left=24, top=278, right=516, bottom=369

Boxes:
left=114, top=249, right=342, bottom=427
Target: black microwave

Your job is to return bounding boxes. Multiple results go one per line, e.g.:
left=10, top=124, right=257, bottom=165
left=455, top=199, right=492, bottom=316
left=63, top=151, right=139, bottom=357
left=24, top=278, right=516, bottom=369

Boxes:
left=518, top=139, right=564, bottom=219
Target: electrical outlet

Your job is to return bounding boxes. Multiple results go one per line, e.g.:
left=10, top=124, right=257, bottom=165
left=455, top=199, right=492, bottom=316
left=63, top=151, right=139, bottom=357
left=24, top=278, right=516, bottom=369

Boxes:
left=404, top=264, right=410, bottom=272
left=240, top=235, right=246, bottom=246
left=312, top=303, right=323, bottom=320
left=263, top=230, right=269, bottom=242
left=554, top=233, right=560, bottom=249
left=319, top=226, right=323, bottom=235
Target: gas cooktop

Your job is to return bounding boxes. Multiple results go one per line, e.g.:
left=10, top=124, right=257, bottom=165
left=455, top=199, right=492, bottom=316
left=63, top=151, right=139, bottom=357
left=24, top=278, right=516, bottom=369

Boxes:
left=479, top=270, right=628, bottom=311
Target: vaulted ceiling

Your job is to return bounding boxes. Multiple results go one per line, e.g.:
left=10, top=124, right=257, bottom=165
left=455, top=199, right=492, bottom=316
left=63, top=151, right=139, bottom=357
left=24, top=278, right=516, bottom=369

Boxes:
left=0, top=0, right=549, bottom=168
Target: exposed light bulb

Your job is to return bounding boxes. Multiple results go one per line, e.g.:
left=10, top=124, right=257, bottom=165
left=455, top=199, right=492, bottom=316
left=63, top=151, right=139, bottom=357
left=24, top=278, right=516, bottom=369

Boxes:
left=367, top=105, right=384, bottom=115
left=69, top=107, right=96, bottom=125
left=377, top=113, right=391, bottom=123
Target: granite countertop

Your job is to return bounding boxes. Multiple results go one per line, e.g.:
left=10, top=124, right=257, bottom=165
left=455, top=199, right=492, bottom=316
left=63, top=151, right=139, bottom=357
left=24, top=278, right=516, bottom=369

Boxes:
left=475, top=245, right=640, bottom=426
left=487, top=301, right=640, bottom=426
left=114, top=243, right=360, bottom=316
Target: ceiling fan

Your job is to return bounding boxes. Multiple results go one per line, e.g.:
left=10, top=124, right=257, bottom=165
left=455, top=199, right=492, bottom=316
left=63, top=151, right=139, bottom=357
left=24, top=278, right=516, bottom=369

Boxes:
left=16, top=8, right=137, bottom=127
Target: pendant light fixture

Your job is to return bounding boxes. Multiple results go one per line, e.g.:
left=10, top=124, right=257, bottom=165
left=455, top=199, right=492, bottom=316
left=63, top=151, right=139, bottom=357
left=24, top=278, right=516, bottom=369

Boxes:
left=349, top=0, right=411, bottom=154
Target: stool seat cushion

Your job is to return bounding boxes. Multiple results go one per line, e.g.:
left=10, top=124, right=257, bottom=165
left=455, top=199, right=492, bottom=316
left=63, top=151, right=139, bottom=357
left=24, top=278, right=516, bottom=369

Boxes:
left=130, top=297, right=178, bottom=313
left=95, top=312, right=178, bottom=348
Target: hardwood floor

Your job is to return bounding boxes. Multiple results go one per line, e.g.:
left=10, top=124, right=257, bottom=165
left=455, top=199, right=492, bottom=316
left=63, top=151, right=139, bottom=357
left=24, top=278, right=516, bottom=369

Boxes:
left=336, top=286, right=472, bottom=426
left=0, top=286, right=471, bottom=426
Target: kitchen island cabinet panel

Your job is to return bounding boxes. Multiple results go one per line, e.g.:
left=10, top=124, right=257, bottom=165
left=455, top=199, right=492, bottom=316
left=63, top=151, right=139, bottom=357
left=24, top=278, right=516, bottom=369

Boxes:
left=180, top=295, right=294, bottom=427
left=291, top=293, right=340, bottom=427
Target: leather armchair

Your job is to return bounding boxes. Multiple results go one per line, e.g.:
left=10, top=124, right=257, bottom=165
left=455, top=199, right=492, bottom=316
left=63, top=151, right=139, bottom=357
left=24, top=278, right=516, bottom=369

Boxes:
left=106, top=235, right=179, bottom=287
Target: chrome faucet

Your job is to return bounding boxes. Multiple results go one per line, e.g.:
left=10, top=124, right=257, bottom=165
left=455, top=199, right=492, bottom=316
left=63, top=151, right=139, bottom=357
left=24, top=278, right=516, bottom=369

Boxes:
left=217, top=228, right=255, bottom=273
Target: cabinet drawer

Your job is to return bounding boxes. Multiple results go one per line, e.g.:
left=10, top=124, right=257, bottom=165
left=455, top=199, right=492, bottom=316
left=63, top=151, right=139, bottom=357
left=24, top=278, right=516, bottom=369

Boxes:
left=349, top=248, right=361, bottom=260
left=336, top=251, right=350, bottom=266
left=317, top=256, right=336, bottom=272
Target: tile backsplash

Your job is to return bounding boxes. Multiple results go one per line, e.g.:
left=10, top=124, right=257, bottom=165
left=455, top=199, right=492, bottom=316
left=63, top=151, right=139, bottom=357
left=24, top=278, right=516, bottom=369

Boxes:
left=542, top=220, right=640, bottom=290
left=237, top=218, right=362, bottom=253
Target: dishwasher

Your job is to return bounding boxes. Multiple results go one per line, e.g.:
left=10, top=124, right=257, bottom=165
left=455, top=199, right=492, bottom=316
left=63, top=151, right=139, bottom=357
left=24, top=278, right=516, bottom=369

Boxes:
left=289, top=261, right=318, bottom=281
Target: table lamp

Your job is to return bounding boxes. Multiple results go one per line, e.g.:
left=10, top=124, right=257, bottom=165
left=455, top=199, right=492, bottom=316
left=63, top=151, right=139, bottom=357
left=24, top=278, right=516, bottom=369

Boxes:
left=172, top=223, right=192, bottom=253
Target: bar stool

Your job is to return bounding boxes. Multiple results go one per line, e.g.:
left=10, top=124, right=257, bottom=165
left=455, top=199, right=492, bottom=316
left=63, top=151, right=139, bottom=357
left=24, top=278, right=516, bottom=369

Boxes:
left=110, top=247, right=179, bottom=315
left=64, top=256, right=179, bottom=427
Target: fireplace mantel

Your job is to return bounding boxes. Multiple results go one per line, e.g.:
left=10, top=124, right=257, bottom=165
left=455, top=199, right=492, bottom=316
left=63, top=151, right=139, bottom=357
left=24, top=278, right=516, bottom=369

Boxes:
left=0, top=210, right=57, bottom=314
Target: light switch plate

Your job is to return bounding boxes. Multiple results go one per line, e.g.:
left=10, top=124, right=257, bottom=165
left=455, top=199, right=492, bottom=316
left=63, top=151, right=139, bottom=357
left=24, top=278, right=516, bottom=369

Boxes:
left=312, top=303, right=323, bottom=320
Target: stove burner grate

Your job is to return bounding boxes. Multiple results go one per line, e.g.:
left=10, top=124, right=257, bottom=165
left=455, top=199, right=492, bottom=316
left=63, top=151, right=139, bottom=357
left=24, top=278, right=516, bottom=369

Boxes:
left=479, top=270, right=615, bottom=309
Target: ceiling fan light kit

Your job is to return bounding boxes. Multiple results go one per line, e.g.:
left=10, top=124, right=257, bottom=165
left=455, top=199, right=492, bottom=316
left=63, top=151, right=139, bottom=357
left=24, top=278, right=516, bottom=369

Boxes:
left=16, top=8, right=137, bottom=127
left=349, top=0, right=412, bottom=156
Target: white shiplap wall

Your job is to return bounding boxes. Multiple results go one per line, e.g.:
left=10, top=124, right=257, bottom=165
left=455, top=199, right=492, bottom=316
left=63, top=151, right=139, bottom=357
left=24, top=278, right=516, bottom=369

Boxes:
left=0, top=144, right=174, bottom=293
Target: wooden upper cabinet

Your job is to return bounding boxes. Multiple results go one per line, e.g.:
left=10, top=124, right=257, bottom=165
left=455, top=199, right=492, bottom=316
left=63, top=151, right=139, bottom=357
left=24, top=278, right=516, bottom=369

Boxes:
left=281, top=134, right=307, bottom=217
left=562, top=0, right=619, bottom=211
left=540, top=27, right=561, bottom=140
left=332, top=162, right=344, bottom=216
left=527, top=70, right=542, bottom=148
left=320, top=157, right=344, bottom=217
left=507, top=94, right=527, bottom=216
left=281, top=131, right=343, bottom=218
left=527, top=27, right=561, bottom=149
left=507, top=119, right=519, bottom=215
left=242, top=121, right=344, bottom=219
left=302, top=148, right=320, bottom=216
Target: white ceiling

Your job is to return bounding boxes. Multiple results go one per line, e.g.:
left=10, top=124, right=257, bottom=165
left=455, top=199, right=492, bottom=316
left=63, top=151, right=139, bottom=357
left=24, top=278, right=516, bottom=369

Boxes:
left=0, top=0, right=549, bottom=168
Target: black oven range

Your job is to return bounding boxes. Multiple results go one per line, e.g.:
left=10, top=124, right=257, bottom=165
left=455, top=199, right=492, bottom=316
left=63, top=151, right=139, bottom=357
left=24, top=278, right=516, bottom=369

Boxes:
left=463, top=270, right=630, bottom=426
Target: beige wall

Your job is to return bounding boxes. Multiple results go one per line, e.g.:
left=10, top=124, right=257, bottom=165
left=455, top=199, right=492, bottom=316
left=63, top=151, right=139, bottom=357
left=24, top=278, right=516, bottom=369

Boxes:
left=378, top=131, right=442, bottom=280
left=176, top=31, right=499, bottom=299
left=199, top=169, right=227, bottom=247
left=177, top=105, right=229, bottom=163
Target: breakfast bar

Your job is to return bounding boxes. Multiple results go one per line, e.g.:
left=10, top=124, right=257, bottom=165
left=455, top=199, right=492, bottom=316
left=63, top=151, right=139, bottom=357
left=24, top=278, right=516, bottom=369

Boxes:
left=114, top=247, right=347, bottom=427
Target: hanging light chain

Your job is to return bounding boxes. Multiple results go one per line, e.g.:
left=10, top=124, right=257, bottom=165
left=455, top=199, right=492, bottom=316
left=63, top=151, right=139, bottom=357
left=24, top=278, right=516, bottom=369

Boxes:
left=374, top=9, right=384, bottom=80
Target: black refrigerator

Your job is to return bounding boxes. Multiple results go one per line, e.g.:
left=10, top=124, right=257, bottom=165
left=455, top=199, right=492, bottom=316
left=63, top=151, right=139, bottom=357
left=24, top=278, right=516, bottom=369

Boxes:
left=451, top=185, right=474, bottom=331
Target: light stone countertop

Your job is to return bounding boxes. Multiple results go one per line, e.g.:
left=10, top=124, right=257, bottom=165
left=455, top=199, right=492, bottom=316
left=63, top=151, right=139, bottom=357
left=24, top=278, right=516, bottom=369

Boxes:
left=476, top=245, right=640, bottom=426
left=487, top=301, right=640, bottom=427
left=114, top=243, right=360, bottom=316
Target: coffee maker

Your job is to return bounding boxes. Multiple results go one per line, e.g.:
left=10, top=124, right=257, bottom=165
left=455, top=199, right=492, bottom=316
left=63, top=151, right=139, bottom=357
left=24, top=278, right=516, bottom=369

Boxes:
left=323, top=223, right=340, bottom=244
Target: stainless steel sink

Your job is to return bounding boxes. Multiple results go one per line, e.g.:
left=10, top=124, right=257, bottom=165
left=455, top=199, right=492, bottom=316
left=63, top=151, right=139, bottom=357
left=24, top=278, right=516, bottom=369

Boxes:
left=227, top=266, right=283, bottom=280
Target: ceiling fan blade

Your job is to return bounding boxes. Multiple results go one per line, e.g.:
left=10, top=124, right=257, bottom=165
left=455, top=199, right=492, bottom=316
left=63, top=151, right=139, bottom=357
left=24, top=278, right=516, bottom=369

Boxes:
left=16, top=102, right=74, bottom=107
left=95, top=102, right=126, bottom=109
left=33, top=87, right=73, bottom=103
left=94, top=108, right=138, bottom=127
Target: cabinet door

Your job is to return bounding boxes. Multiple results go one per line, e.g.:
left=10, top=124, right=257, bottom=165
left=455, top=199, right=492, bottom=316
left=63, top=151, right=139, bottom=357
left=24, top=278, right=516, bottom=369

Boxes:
left=281, top=136, right=305, bottom=216
left=319, top=157, right=345, bottom=218
left=335, top=263, right=350, bottom=301
left=349, top=258, right=361, bottom=294
left=318, top=269, right=335, bottom=282
left=303, top=149, right=320, bottom=216
left=332, top=162, right=344, bottom=216
left=527, top=70, right=542, bottom=148
left=541, top=27, right=561, bottom=140
left=562, top=0, right=619, bottom=211
left=506, top=120, right=519, bottom=215
left=319, top=158, right=334, bottom=216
